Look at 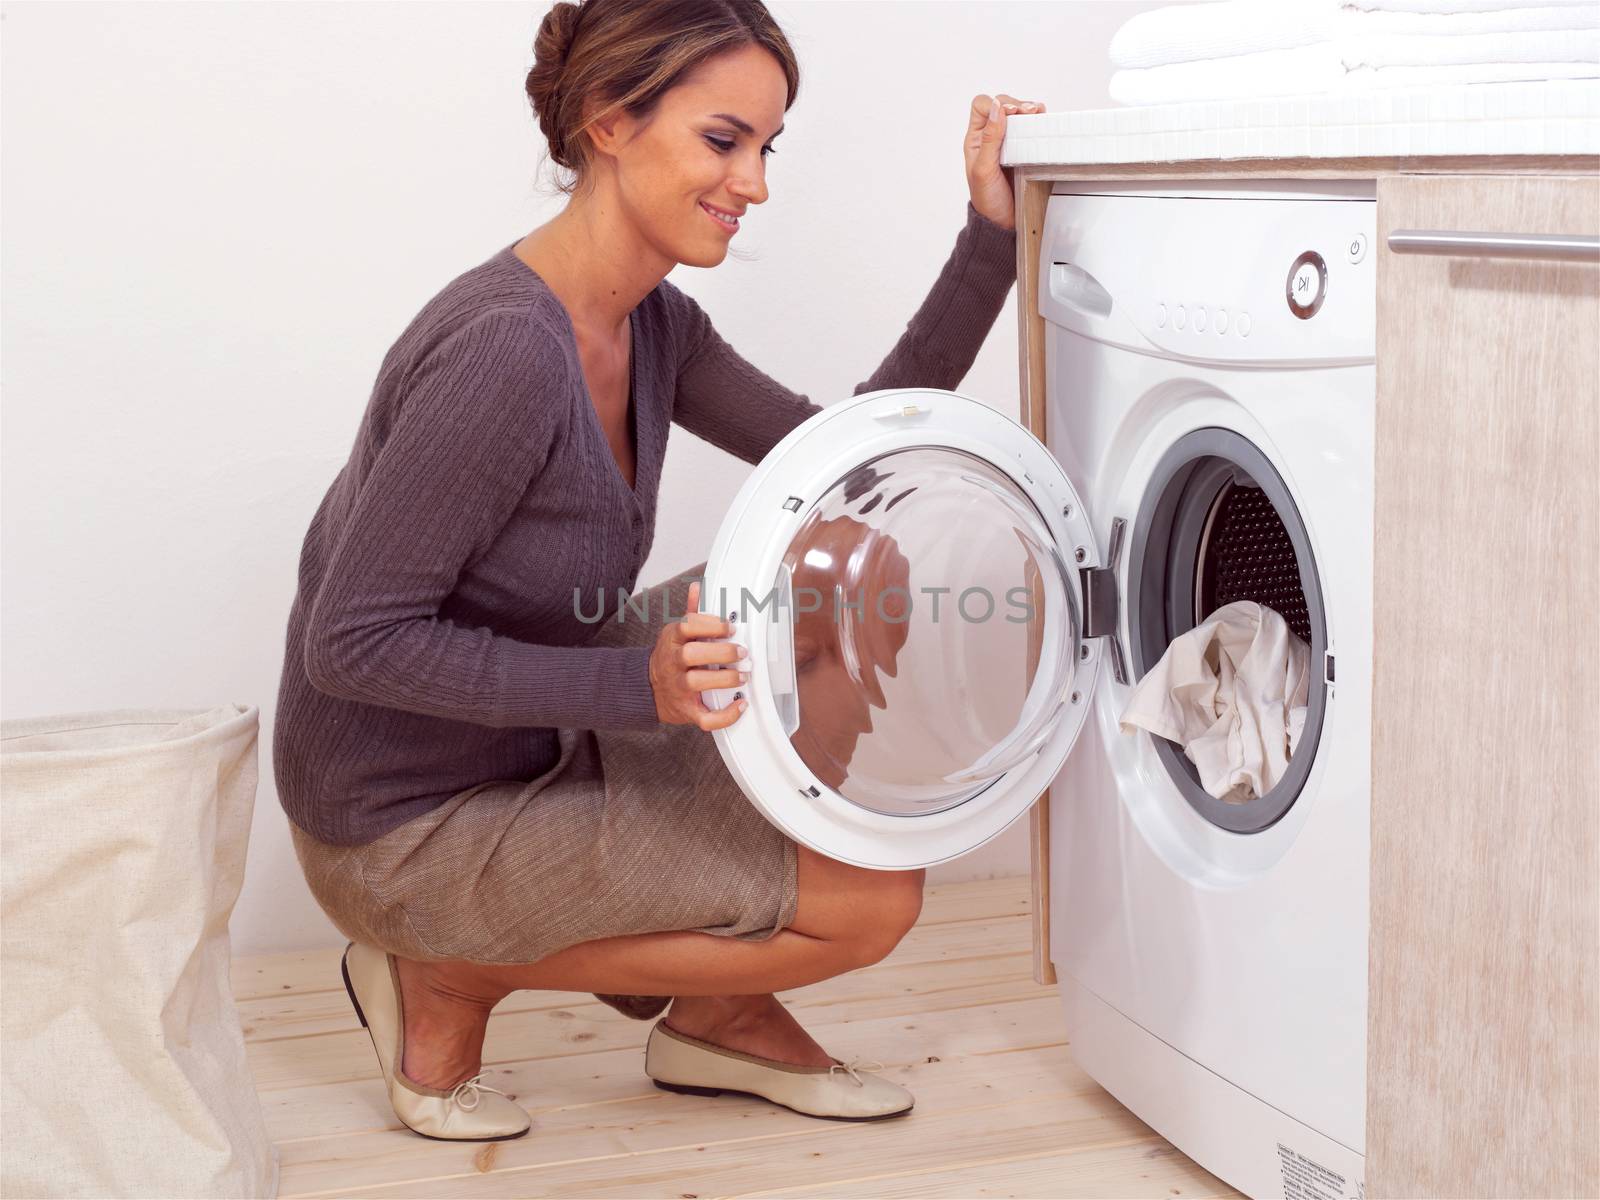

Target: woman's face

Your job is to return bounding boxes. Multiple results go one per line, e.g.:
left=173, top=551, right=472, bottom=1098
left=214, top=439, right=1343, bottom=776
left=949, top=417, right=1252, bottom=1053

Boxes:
left=597, top=44, right=787, bottom=269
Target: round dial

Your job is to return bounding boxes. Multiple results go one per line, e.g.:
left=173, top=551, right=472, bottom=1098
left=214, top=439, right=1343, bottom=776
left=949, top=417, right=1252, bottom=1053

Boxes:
left=1286, top=250, right=1327, bottom=319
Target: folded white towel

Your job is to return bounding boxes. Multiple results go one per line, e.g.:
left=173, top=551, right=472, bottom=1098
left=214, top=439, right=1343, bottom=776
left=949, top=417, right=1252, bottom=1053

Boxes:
left=1112, top=1, right=1598, bottom=70
left=1349, top=0, right=1597, bottom=12
left=1348, top=27, right=1599, bottom=66
left=1339, top=2, right=1600, bottom=33
left=1118, top=601, right=1310, bottom=805
left=1341, top=57, right=1600, bottom=82
left=1108, top=44, right=1598, bottom=104
left=1110, top=43, right=1346, bottom=105
left=1110, top=0, right=1339, bottom=72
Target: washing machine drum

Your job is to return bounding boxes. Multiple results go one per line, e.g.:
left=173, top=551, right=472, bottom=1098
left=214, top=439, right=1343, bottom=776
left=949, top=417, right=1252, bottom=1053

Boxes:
left=1128, top=428, right=1330, bottom=834
left=1197, top=481, right=1313, bottom=644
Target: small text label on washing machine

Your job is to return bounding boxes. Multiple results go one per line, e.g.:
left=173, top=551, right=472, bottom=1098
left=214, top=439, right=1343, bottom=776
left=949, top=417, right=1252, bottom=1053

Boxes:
left=1276, top=1142, right=1358, bottom=1200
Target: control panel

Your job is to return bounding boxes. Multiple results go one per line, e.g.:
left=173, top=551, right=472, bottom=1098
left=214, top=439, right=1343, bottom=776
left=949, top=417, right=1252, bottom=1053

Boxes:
left=1038, top=181, right=1377, bottom=366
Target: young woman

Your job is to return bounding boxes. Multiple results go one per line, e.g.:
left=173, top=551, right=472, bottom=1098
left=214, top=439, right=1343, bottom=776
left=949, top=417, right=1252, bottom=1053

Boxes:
left=274, top=0, right=1043, bottom=1142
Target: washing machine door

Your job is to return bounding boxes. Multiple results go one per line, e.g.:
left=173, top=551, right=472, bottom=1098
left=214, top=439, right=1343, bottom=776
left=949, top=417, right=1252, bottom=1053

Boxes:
left=700, top=388, right=1101, bottom=869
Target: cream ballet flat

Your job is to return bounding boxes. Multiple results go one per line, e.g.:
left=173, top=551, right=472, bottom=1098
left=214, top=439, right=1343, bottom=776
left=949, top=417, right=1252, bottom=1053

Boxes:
left=644, top=1019, right=914, bottom=1121
left=340, top=941, right=531, bottom=1142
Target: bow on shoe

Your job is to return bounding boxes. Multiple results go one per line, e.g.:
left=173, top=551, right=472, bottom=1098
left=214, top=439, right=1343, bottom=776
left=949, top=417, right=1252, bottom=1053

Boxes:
left=450, top=1071, right=512, bottom=1111
left=827, top=1056, right=887, bottom=1087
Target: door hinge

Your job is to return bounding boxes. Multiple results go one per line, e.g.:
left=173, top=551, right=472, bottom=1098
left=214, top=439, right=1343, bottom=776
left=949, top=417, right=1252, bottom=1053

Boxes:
left=1078, top=516, right=1129, bottom=685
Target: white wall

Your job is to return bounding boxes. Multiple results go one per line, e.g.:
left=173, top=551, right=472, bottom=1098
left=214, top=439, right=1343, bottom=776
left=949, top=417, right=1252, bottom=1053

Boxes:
left=1, top=0, right=1160, bottom=957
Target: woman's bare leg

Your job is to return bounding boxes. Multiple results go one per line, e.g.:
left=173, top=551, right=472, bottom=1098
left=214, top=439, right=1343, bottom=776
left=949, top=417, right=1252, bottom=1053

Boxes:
left=391, top=845, right=925, bottom=1087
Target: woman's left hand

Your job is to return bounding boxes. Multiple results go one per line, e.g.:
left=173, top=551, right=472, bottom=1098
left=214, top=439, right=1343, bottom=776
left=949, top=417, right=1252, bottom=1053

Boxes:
left=965, top=93, right=1046, bottom=232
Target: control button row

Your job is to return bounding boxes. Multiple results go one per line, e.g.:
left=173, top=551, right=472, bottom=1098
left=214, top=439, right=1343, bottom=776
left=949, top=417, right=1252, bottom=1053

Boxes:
left=1155, top=303, right=1252, bottom=337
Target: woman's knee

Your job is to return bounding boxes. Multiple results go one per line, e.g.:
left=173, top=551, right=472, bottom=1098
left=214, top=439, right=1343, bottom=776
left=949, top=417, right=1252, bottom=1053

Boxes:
left=853, top=866, right=925, bottom=965
left=791, top=844, right=925, bottom=965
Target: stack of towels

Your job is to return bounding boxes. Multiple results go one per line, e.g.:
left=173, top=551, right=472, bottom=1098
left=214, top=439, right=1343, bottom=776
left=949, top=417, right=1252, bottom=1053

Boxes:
left=1109, top=0, right=1600, bottom=106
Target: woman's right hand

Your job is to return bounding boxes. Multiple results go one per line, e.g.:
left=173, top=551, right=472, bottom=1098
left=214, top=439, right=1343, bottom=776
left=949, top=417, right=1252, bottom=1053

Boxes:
left=649, top=581, right=748, bottom=729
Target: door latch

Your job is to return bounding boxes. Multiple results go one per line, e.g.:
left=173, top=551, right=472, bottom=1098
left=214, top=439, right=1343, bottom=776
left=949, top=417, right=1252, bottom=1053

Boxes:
left=1079, top=516, right=1129, bottom=685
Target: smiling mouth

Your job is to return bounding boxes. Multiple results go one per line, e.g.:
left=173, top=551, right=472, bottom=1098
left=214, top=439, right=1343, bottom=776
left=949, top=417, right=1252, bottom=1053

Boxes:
left=700, top=201, right=740, bottom=232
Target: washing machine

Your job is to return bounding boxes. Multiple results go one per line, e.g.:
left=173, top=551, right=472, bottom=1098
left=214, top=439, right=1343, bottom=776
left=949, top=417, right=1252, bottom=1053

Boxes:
left=694, top=178, right=1373, bottom=1200
left=1041, top=179, right=1373, bottom=1200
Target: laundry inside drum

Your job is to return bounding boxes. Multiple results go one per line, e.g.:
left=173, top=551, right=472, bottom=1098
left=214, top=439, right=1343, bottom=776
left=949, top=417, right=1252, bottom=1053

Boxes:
left=1123, top=595, right=1312, bottom=806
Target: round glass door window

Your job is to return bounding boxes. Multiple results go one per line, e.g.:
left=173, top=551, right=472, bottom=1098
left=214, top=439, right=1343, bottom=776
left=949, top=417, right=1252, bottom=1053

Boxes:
left=765, top=446, right=1080, bottom=817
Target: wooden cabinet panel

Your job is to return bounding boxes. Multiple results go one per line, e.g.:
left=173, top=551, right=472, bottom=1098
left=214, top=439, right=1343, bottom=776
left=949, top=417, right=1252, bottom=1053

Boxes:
left=1369, top=173, right=1599, bottom=1198
left=1015, top=172, right=1056, bottom=989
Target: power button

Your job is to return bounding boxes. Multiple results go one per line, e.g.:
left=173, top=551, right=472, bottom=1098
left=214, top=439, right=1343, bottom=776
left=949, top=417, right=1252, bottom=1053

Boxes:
left=1286, top=250, right=1327, bottom=320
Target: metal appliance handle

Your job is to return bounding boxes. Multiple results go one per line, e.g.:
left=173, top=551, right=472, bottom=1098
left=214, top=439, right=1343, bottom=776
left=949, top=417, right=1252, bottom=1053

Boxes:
left=1387, top=229, right=1599, bottom=263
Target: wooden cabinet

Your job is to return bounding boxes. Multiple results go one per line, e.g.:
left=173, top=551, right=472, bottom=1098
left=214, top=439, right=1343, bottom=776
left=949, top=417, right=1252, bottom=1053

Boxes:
left=1369, top=172, right=1597, bottom=1198
left=1014, top=162, right=1599, bottom=1197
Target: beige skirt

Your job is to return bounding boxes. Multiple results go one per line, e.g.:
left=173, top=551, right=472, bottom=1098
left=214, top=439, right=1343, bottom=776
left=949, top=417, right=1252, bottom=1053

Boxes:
left=289, top=563, right=800, bottom=966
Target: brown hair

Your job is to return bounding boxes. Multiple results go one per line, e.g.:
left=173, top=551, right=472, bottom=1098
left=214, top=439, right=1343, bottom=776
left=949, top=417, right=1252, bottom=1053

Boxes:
left=526, top=0, right=800, bottom=195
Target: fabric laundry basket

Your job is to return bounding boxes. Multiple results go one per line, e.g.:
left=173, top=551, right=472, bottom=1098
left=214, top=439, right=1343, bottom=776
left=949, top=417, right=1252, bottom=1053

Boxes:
left=1, top=704, right=279, bottom=1199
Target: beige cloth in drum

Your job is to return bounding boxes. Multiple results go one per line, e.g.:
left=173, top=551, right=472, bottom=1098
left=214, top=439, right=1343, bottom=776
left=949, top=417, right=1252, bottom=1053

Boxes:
left=1118, top=600, right=1310, bottom=804
left=290, top=563, right=800, bottom=965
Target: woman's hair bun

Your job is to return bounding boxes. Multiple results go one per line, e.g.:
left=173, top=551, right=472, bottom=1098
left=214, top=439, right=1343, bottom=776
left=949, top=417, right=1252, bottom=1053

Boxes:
left=527, top=1, right=584, bottom=164
left=536, top=0, right=583, bottom=70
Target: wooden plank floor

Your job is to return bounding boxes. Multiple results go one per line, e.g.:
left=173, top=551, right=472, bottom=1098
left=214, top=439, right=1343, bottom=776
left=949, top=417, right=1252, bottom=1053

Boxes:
left=238, top=875, right=1239, bottom=1199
